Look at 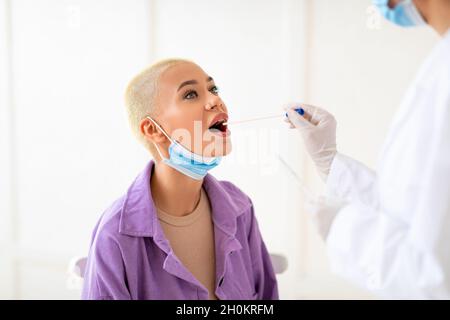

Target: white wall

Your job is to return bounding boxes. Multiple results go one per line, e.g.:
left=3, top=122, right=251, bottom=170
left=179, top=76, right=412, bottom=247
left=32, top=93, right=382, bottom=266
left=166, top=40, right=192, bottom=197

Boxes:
left=0, top=0, right=439, bottom=299
left=0, top=0, right=15, bottom=299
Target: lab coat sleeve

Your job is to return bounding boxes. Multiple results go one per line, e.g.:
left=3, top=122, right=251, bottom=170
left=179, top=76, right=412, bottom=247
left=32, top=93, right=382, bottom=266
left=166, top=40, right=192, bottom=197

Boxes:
left=324, top=92, right=450, bottom=299
left=247, top=204, right=279, bottom=300
left=326, top=152, right=379, bottom=209
left=81, top=225, right=131, bottom=300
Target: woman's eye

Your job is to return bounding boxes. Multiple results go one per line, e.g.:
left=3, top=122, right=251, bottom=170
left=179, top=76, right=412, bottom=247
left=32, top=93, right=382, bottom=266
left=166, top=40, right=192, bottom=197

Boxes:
left=184, top=90, right=198, bottom=99
left=209, top=86, right=219, bottom=95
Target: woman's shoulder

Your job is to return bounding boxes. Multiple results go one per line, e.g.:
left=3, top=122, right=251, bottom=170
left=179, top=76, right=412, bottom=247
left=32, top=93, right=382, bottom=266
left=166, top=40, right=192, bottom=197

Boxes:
left=90, top=195, right=128, bottom=245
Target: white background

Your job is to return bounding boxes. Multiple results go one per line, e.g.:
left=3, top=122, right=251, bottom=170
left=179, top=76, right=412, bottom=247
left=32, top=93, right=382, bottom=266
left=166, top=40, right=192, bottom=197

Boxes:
left=0, top=0, right=438, bottom=299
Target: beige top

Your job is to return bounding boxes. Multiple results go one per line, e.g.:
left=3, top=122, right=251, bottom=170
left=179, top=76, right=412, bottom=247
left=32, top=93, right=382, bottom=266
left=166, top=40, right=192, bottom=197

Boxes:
left=156, top=188, right=218, bottom=300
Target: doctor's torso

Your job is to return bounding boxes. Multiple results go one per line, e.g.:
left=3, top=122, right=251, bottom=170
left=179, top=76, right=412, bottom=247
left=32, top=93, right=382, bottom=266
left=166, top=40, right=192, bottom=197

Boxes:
left=376, top=30, right=450, bottom=225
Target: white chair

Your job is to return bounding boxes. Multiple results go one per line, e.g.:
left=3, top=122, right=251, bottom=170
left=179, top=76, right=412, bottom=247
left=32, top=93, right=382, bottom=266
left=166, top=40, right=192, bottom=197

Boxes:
left=68, top=256, right=87, bottom=278
left=68, top=253, right=287, bottom=280
left=66, top=256, right=88, bottom=290
left=269, top=253, right=288, bottom=274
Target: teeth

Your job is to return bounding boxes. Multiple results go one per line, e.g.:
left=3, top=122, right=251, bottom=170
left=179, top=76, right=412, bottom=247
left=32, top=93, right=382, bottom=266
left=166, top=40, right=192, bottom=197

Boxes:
left=210, top=119, right=227, bottom=128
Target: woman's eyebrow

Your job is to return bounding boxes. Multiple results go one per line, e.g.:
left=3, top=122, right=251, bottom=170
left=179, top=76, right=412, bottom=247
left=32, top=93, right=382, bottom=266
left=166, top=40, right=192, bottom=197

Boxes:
left=178, top=80, right=198, bottom=91
left=178, top=77, right=214, bottom=91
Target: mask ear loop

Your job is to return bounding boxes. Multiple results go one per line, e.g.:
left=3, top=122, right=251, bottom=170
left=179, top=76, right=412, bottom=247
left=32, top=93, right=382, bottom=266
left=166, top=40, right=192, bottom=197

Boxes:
left=146, top=116, right=219, bottom=163
left=146, top=116, right=173, bottom=161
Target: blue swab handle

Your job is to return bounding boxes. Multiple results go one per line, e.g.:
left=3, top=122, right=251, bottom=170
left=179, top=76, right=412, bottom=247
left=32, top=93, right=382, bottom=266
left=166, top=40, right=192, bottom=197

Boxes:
left=285, top=107, right=305, bottom=118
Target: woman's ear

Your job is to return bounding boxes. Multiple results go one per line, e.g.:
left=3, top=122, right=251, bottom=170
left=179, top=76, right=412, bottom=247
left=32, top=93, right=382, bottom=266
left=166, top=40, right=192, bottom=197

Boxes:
left=140, top=118, right=167, bottom=145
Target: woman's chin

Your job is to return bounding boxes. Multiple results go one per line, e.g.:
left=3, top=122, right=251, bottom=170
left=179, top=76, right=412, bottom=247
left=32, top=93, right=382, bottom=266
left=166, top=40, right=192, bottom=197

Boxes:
left=204, top=139, right=232, bottom=157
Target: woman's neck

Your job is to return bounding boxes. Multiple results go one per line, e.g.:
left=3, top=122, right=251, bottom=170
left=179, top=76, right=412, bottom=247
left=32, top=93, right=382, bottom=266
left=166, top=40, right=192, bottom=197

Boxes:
left=150, top=160, right=203, bottom=217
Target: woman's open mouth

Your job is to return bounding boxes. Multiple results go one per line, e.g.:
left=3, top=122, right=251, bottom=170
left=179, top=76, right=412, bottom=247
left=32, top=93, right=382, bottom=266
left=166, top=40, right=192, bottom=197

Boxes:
left=208, top=114, right=231, bottom=137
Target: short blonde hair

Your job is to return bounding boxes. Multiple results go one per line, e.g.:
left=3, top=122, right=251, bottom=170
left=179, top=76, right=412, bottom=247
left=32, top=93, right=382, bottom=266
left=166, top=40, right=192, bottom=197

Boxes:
left=124, top=58, right=192, bottom=157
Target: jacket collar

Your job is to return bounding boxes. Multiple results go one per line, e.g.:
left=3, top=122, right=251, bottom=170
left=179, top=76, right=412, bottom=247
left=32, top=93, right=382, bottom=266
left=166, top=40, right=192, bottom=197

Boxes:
left=119, top=160, right=251, bottom=239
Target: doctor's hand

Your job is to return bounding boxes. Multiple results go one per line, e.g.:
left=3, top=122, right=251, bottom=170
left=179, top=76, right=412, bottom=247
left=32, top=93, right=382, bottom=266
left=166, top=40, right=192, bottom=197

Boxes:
left=284, top=104, right=337, bottom=181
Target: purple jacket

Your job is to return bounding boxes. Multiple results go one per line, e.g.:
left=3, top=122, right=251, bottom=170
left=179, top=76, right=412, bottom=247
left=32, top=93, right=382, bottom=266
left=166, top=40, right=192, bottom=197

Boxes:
left=81, top=161, right=278, bottom=300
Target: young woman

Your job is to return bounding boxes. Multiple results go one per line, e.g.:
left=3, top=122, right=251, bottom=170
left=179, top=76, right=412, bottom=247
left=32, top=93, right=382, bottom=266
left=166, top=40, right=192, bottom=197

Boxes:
left=82, top=59, right=278, bottom=300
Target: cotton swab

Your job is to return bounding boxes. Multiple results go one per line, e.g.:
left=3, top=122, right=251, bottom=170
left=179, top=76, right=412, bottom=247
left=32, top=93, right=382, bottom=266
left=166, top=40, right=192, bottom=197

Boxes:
left=224, top=114, right=284, bottom=126
left=224, top=108, right=304, bottom=126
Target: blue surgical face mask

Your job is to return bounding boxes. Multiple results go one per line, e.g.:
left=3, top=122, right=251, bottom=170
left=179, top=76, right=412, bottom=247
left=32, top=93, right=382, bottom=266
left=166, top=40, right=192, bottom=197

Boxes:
left=373, top=0, right=426, bottom=27
left=146, top=116, right=221, bottom=180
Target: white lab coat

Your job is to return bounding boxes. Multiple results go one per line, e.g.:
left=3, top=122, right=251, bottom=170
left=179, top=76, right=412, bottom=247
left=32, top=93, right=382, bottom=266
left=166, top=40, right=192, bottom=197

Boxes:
left=325, top=29, right=450, bottom=299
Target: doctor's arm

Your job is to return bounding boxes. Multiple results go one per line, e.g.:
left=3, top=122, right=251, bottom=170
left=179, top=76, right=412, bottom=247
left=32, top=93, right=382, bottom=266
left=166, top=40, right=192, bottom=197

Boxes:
left=325, top=133, right=450, bottom=298
left=324, top=93, right=450, bottom=298
left=286, top=103, right=450, bottom=298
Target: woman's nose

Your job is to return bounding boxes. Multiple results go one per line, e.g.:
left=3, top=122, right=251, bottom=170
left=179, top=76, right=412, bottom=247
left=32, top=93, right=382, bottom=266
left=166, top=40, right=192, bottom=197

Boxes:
left=205, top=97, right=224, bottom=111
